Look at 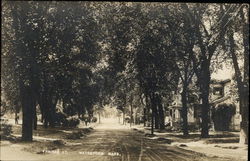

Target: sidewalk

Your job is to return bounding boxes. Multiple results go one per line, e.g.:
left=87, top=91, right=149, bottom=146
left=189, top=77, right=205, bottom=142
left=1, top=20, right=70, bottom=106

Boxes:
left=132, top=125, right=248, bottom=161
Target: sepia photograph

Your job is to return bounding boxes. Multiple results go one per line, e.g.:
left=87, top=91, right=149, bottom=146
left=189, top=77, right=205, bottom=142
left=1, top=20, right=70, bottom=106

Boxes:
left=1, top=1, right=249, bottom=161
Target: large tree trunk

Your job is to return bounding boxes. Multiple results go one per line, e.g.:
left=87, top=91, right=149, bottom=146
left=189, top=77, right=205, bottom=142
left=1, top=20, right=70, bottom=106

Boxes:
left=200, top=80, right=210, bottom=138
left=44, top=105, right=49, bottom=128
left=239, top=7, right=249, bottom=145
left=21, top=85, right=34, bottom=141
left=143, top=108, right=146, bottom=127
left=43, top=93, right=57, bottom=128
left=150, top=94, right=155, bottom=135
left=154, top=104, right=159, bottom=129
left=239, top=95, right=249, bottom=144
left=199, top=63, right=211, bottom=138
left=158, top=104, right=165, bottom=130
left=152, top=94, right=159, bottom=130
left=192, top=54, right=211, bottom=138
left=130, top=104, right=133, bottom=127
left=145, top=95, right=150, bottom=127
left=229, top=28, right=249, bottom=144
left=33, top=106, right=37, bottom=130
left=201, top=82, right=209, bottom=138
left=49, top=97, right=57, bottom=128
left=157, top=95, right=165, bottom=130
left=151, top=109, right=154, bottom=135
left=43, top=94, right=50, bottom=128
left=181, top=85, right=189, bottom=136
left=48, top=101, right=54, bottom=127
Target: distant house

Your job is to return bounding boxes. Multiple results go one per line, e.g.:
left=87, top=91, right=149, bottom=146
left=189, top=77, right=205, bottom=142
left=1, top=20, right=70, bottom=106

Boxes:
left=168, top=78, right=240, bottom=131
left=167, top=85, right=200, bottom=129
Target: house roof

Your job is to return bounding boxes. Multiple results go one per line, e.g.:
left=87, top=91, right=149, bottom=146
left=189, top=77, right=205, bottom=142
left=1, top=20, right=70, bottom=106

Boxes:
left=210, top=95, right=231, bottom=105
left=210, top=79, right=231, bottom=84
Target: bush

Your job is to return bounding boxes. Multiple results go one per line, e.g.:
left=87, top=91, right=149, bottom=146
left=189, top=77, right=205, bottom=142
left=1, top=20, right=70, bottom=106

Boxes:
left=64, top=116, right=80, bottom=128
left=54, top=111, right=67, bottom=126
left=51, top=110, right=82, bottom=128
left=0, top=123, right=12, bottom=137
left=211, top=103, right=236, bottom=131
left=188, top=123, right=200, bottom=132
left=171, top=122, right=182, bottom=132
left=69, top=119, right=80, bottom=127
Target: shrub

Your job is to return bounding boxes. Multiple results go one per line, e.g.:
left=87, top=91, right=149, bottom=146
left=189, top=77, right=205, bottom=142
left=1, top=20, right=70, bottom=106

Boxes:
left=188, top=123, right=200, bottom=132
left=54, top=111, right=67, bottom=126
left=66, top=116, right=80, bottom=128
left=59, top=115, right=80, bottom=128
left=0, top=123, right=12, bottom=137
left=211, top=103, right=236, bottom=131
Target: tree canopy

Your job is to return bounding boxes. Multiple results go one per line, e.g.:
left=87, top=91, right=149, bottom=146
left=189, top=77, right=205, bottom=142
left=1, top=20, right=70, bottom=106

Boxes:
left=1, top=2, right=248, bottom=143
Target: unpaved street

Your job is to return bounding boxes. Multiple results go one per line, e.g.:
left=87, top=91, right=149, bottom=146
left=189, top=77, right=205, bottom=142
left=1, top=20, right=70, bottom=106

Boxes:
left=55, top=122, right=232, bottom=161
left=1, top=120, right=235, bottom=161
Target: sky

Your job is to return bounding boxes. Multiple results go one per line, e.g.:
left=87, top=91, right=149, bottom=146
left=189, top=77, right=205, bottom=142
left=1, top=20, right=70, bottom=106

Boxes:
left=211, top=66, right=233, bottom=80
left=211, top=56, right=243, bottom=80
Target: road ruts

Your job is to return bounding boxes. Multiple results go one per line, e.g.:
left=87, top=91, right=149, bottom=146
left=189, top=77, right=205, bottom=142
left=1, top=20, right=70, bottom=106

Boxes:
left=9, top=124, right=234, bottom=161
left=54, top=126, right=233, bottom=161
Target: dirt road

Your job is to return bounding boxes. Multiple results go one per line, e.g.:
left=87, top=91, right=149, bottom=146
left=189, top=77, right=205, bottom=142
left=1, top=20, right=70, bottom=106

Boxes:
left=1, top=121, right=234, bottom=161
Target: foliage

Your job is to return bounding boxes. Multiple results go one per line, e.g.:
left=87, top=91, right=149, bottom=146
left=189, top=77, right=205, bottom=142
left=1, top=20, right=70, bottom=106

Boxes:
left=0, top=123, right=13, bottom=137
left=1, top=2, right=246, bottom=139
left=211, top=103, right=236, bottom=131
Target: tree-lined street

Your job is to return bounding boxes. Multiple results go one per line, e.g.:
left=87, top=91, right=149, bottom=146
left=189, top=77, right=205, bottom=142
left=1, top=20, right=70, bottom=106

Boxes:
left=1, top=2, right=249, bottom=161
left=2, top=120, right=243, bottom=161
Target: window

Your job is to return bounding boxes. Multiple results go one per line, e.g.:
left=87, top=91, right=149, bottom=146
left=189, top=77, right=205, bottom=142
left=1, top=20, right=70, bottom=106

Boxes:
left=213, top=87, right=223, bottom=96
